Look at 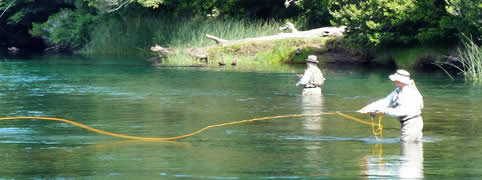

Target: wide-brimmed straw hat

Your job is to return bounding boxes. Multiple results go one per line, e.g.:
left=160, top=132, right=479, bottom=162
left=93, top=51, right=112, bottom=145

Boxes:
left=389, top=69, right=412, bottom=84
left=306, top=55, right=319, bottom=63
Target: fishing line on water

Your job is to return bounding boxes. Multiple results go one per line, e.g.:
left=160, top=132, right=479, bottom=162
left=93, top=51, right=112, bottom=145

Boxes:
left=0, top=112, right=384, bottom=141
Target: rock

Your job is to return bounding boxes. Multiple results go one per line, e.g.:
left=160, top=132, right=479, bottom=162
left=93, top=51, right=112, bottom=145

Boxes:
left=186, top=47, right=209, bottom=63
left=150, top=45, right=171, bottom=55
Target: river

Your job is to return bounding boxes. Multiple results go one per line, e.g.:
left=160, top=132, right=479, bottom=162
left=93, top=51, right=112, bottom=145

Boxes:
left=0, top=55, right=480, bottom=179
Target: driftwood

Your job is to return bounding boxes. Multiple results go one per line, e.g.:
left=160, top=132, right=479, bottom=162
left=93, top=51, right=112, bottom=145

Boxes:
left=150, top=45, right=172, bottom=55
left=185, top=47, right=209, bottom=63
left=148, top=45, right=175, bottom=64
left=206, top=22, right=345, bottom=47
left=153, top=22, right=345, bottom=63
left=7, top=46, right=20, bottom=55
left=44, top=44, right=71, bottom=53
left=7, top=47, right=19, bottom=52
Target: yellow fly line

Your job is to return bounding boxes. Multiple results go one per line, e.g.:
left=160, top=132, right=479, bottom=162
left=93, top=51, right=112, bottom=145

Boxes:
left=0, top=112, right=383, bottom=141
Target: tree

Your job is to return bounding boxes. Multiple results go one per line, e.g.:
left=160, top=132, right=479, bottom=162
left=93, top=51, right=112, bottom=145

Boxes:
left=328, top=0, right=460, bottom=47
left=29, top=8, right=97, bottom=51
left=444, top=0, right=481, bottom=43
left=88, top=0, right=300, bottom=19
left=0, top=0, right=78, bottom=50
left=285, top=0, right=332, bottom=28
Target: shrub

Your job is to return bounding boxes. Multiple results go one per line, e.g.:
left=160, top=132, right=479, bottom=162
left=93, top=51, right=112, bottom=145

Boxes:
left=30, top=9, right=96, bottom=50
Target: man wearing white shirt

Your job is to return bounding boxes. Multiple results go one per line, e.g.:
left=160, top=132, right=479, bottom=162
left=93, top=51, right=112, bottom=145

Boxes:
left=296, top=55, right=325, bottom=96
left=357, top=69, right=424, bottom=141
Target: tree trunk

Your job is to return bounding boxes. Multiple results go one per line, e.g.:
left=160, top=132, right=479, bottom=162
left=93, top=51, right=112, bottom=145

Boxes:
left=206, top=23, right=345, bottom=47
left=161, top=22, right=346, bottom=63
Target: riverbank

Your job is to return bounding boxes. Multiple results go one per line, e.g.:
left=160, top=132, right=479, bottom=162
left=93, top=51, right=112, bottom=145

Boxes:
left=0, top=36, right=450, bottom=73
left=155, top=37, right=448, bottom=72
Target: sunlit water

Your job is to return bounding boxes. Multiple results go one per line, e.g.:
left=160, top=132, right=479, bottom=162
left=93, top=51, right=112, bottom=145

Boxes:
left=0, top=55, right=480, bottom=179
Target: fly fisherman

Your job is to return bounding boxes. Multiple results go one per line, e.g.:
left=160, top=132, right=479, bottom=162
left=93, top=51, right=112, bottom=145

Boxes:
left=296, top=55, right=326, bottom=96
left=357, top=69, right=424, bottom=142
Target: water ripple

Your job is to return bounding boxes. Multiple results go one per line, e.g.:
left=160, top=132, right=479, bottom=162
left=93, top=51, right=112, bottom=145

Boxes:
left=158, top=172, right=240, bottom=179
left=281, top=136, right=441, bottom=144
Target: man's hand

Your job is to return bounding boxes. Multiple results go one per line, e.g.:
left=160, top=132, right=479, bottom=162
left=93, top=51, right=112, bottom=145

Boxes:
left=357, top=109, right=385, bottom=114
left=296, top=74, right=303, bottom=78
left=357, top=109, right=369, bottom=114
left=376, top=110, right=386, bottom=114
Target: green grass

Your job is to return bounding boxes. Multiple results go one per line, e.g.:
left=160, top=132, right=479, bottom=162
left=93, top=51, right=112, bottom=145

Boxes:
left=374, top=47, right=448, bottom=68
left=452, top=37, right=482, bottom=81
left=80, top=13, right=284, bottom=62
left=79, top=12, right=334, bottom=65
left=459, top=37, right=482, bottom=81
left=252, top=40, right=318, bottom=64
left=206, top=37, right=328, bottom=65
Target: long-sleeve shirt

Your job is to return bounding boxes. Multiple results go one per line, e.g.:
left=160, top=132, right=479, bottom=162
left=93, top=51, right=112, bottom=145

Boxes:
left=297, top=66, right=325, bottom=88
left=360, top=82, right=423, bottom=120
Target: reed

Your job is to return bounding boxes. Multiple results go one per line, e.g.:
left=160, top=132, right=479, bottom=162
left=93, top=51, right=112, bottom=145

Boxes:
left=435, top=35, right=482, bottom=82
left=81, top=14, right=282, bottom=61
left=459, top=37, right=482, bottom=81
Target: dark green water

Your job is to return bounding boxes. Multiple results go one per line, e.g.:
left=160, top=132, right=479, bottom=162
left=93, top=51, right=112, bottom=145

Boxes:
left=0, top=55, right=481, bottom=179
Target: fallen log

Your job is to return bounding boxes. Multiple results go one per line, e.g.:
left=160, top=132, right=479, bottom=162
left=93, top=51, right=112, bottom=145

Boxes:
left=156, top=22, right=345, bottom=63
left=206, top=22, right=345, bottom=47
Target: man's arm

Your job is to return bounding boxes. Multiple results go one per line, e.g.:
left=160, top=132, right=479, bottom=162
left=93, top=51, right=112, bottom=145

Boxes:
left=384, top=88, right=423, bottom=118
left=358, top=90, right=396, bottom=113
left=296, top=70, right=312, bottom=86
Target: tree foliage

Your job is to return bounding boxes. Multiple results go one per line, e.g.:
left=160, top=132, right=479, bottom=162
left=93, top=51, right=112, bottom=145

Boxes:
left=30, top=8, right=96, bottom=49
left=285, top=0, right=332, bottom=28
left=444, top=0, right=481, bottom=43
left=0, top=0, right=79, bottom=49
left=329, top=0, right=440, bottom=47
left=1, top=0, right=480, bottom=53
left=328, top=0, right=480, bottom=47
left=87, top=0, right=300, bottom=19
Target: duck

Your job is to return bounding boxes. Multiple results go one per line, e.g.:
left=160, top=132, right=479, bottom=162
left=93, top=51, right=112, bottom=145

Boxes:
left=218, top=54, right=226, bottom=66
left=231, top=55, right=238, bottom=66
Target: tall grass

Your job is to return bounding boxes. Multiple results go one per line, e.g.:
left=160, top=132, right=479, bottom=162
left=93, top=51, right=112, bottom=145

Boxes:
left=254, top=43, right=297, bottom=64
left=253, top=39, right=317, bottom=64
left=458, top=37, right=482, bottom=81
left=435, top=36, right=482, bottom=82
left=81, top=13, right=283, bottom=61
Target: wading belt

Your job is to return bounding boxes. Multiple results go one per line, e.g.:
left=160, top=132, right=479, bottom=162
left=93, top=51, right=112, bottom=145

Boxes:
left=399, top=115, right=421, bottom=123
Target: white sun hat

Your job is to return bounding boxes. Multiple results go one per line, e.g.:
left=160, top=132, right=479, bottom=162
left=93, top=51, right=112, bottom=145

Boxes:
left=306, top=55, right=319, bottom=63
left=389, top=69, right=413, bottom=84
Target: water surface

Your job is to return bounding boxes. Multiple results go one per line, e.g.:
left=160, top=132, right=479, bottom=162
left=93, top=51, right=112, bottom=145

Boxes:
left=0, top=55, right=480, bottom=179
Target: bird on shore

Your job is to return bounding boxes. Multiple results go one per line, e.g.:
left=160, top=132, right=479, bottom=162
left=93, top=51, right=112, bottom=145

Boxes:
left=218, top=54, right=226, bottom=66
left=231, top=55, right=238, bottom=66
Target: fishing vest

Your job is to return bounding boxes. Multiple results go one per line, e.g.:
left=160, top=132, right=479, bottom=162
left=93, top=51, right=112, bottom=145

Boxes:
left=308, top=66, right=325, bottom=87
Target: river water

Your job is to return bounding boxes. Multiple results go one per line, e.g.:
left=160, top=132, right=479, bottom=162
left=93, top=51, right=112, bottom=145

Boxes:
left=0, top=55, right=480, bottom=179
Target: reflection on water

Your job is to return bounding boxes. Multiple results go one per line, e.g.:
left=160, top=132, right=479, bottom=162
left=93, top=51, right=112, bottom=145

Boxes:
left=301, top=95, right=324, bottom=131
left=361, top=140, right=424, bottom=179
left=301, top=94, right=324, bottom=172
left=400, top=142, right=424, bottom=178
